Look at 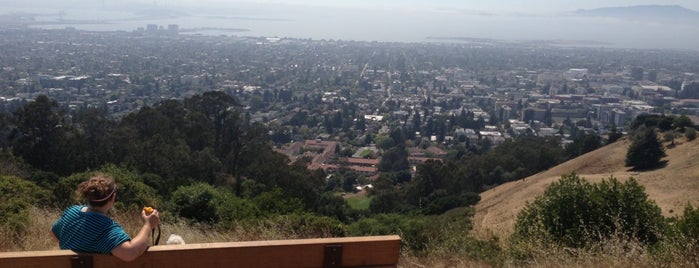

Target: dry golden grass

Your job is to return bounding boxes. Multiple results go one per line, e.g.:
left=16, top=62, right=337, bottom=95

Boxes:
left=398, top=255, right=493, bottom=268
left=473, top=136, right=699, bottom=242
left=0, top=207, right=62, bottom=252
left=0, top=207, right=265, bottom=252
left=7, top=206, right=693, bottom=267
left=4, top=135, right=699, bottom=267
left=0, top=207, right=344, bottom=253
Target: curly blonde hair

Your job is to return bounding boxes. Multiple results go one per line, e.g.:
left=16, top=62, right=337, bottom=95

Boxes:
left=76, top=174, right=116, bottom=207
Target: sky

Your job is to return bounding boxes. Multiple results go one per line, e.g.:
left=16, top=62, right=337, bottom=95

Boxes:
left=153, top=0, right=699, bottom=13
left=3, top=0, right=699, bottom=14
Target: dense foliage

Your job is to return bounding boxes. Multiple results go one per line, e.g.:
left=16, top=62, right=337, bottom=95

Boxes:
left=565, top=133, right=603, bottom=157
left=625, top=127, right=666, bottom=170
left=1, top=93, right=328, bottom=213
left=0, top=175, right=51, bottom=235
left=629, top=114, right=694, bottom=133
left=673, top=205, right=699, bottom=243
left=367, top=135, right=568, bottom=215
left=513, top=173, right=665, bottom=248
left=346, top=207, right=496, bottom=254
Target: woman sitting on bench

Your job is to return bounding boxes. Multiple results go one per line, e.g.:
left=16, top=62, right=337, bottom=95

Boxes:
left=51, top=174, right=160, bottom=262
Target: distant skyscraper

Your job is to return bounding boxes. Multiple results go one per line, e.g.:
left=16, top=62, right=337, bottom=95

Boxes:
left=631, top=67, right=644, bottom=81
left=146, top=24, right=158, bottom=32
left=647, top=70, right=658, bottom=82
left=168, top=24, right=179, bottom=35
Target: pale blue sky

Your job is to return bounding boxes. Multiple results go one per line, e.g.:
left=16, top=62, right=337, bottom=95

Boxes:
left=160, top=0, right=699, bottom=13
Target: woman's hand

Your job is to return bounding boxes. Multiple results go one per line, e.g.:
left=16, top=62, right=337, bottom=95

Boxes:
left=141, top=207, right=160, bottom=228
left=113, top=207, right=162, bottom=261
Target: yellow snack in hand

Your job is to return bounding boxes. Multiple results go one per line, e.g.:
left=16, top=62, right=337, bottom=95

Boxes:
left=143, top=206, right=154, bottom=215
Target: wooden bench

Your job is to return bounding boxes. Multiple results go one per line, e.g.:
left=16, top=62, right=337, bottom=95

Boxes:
left=0, top=235, right=401, bottom=268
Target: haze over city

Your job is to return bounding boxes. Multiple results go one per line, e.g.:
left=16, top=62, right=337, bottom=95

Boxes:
left=2, top=0, right=699, bottom=50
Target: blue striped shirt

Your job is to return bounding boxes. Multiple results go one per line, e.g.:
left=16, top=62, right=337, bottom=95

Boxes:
left=52, top=205, right=131, bottom=254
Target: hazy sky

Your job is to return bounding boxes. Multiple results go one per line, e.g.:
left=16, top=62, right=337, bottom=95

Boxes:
left=3, top=0, right=698, bottom=49
left=154, top=0, right=699, bottom=13
left=4, top=0, right=699, bottom=14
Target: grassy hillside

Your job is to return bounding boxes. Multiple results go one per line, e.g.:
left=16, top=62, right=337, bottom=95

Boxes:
left=472, top=135, right=699, bottom=240
left=5, top=135, right=698, bottom=267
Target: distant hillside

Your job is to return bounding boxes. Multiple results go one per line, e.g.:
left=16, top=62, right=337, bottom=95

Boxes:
left=472, top=136, right=699, bottom=240
left=574, top=5, right=699, bottom=22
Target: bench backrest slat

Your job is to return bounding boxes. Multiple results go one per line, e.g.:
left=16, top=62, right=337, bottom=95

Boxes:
left=0, top=235, right=401, bottom=268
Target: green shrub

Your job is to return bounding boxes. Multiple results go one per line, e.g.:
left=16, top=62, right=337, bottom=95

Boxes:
left=675, top=205, right=699, bottom=241
left=253, top=187, right=305, bottom=215
left=0, top=175, right=49, bottom=234
left=0, top=198, right=30, bottom=234
left=594, top=178, right=665, bottom=244
left=313, top=193, right=352, bottom=221
left=346, top=214, right=431, bottom=251
left=170, top=182, right=220, bottom=222
left=171, top=182, right=268, bottom=225
left=513, top=173, right=665, bottom=248
left=28, top=170, right=59, bottom=189
left=348, top=214, right=393, bottom=233
left=0, top=175, right=51, bottom=206
left=216, top=193, right=261, bottom=225
left=686, top=127, right=697, bottom=141
left=423, top=192, right=480, bottom=215
left=347, top=208, right=484, bottom=254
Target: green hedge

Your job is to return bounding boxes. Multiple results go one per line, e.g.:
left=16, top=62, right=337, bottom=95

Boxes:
left=513, top=173, right=665, bottom=248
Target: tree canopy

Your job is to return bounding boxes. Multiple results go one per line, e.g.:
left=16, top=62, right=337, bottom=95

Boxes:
left=1, top=94, right=324, bottom=212
left=626, top=127, right=666, bottom=170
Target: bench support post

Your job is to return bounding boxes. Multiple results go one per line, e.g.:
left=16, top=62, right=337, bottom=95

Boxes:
left=323, top=244, right=342, bottom=268
left=71, top=255, right=93, bottom=268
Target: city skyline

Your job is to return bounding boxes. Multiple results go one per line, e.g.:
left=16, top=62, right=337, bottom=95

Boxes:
left=1, top=0, right=699, bottom=50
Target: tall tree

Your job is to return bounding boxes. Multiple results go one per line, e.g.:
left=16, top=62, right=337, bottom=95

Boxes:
left=0, top=113, right=11, bottom=149
left=184, top=91, right=239, bottom=157
left=10, top=95, right=70, bottom=174
left=68, top=107, right=115, bottom=172
left=673, top=115, right=693, bottom=132
left=566, top=134, right=602, bottom=157
left=607, top=126, right=623, bottom=144
left=378, top=146, right=409, bottom=173
left=626, top=127, right=666, bottom=170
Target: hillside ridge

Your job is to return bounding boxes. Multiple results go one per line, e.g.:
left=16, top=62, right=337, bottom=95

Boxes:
left=472, top=136, right=699, bottom=239
left=574, top=5, right=699, bottom=18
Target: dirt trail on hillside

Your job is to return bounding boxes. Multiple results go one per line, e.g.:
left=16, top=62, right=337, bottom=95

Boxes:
left=472, top=137, right=699, bottom=240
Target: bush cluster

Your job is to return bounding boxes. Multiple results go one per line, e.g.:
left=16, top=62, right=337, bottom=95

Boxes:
left=673, top=205, right=699, bottom=242
left=0, top=175, right=50, bottom=235
left=513, top=173, right=665, bottom=248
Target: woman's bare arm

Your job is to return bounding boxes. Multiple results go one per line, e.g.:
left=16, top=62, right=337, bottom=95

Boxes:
left=111, top=209, right=160, bottom=262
